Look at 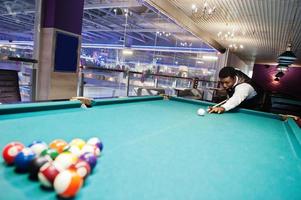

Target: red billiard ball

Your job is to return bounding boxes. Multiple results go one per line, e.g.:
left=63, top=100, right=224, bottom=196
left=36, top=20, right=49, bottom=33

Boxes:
left=38, top=161, right=64, bottom=188
left=54, top=169, right=83, bottom=198
left=2, top=142, right=25, bottom=165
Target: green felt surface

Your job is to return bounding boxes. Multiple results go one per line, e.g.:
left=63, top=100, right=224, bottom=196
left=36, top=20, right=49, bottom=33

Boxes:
left=0, top=97, right=301, bottom=200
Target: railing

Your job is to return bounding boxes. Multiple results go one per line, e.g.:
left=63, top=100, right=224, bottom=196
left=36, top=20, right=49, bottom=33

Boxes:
left=79, top=66, right=220, bottom=101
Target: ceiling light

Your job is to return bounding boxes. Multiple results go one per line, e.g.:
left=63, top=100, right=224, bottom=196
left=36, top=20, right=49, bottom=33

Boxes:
left=275, top=71, right=285, bottom=78
left=277, top=44, right=297, bottom=66
left=277, top=65, right=288, bottom=72
left=202, top=55, right=218, bottom=61
left=122, top=48, right=133, bottom=56
left=191, top=1, right=216, bottom=20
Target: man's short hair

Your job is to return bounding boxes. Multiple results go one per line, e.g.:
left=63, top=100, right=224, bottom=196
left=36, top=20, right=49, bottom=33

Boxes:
left=219, top=66, right=236, bottom=78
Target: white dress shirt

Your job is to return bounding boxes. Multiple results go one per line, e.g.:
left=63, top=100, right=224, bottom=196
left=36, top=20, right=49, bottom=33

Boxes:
left=222, top=76, right=257, bottom=111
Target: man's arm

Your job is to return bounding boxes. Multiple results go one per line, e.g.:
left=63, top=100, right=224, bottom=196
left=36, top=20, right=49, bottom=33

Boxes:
left=209, top=83, right=256, bottom=113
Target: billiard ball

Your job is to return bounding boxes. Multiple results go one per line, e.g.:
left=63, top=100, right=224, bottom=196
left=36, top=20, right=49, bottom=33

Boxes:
left=87, top=137, right=103, bottom=151
left=54, top=169, right=83, bottom=198
left=38, top=161, right=63, bottom=188
left=54, top=152, right=78, bottom=169
left=49, top=139, right=68, bottom=153
left=40, top=148, right=59, bottom=160
left=197, top=108, right=206, bottom=116
left=2, top=142, right=25, bottom=165
left=69, top=138, right=86, bottom=149
left=28, top=141, right=48, bottom=156
left=63, top=145, right=81, bottom=157
left=69, top=160, right=91, bottom=179
left=28, top=156, right=52, bottom=180
left=79, top=152, right=97, bottom=170
left=14, top=148, right=36, bottom=172
left=81, top=144, right=101, bottom=157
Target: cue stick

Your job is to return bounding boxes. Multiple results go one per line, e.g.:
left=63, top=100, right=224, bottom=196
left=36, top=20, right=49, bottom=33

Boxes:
left=212, top=99, right=228, bottom=108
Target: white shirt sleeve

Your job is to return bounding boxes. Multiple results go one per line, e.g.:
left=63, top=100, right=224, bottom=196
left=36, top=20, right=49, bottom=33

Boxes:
left=222, top=83, right=257, bottom=111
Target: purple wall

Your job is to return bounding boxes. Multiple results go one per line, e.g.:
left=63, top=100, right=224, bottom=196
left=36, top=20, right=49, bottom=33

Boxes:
left=42, top=0, right=84, bottom=35
left=252, top=64, right=301, bottom=99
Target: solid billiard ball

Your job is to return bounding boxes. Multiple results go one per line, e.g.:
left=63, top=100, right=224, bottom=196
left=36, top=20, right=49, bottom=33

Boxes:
left=54, top=152, right=78, bottom=169
left=38, top=161, right=63, bottom=188
left=29, top=156, right=52, bottom=180
left=40, top=148, right=59, bottom=160
left=197, top=108, right=206, bottom=116
left=28, top=141, right=48, bottom=156
left=79, top=152, right=97, bottom=170
left=49, top=139, right=68, bottom=153
left=14, top=148, right=36, bottom=172
left=69, top=160, right=91, bottom=179
left=81, top=144, right=101, bottom=157
left=69, top=138, right=86, bottom=149
left=54, top=169, right=83, bottom=198
left=2, top=142, right=25, bottom=165
left=87, top=137, right=103, bottom=151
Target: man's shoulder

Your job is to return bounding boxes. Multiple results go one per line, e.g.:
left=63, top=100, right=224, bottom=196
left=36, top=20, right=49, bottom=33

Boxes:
left=235, top=82, right=254, bottom=90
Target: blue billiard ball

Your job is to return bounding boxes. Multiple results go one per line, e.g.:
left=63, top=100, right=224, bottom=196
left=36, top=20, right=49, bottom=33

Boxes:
left=14, top=148, right=36, bottom=172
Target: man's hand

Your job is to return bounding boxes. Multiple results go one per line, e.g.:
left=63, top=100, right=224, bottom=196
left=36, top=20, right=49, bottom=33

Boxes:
left=207, top=107, right=225, bottom=114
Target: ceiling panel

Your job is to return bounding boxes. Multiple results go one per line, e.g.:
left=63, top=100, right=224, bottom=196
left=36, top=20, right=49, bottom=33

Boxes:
left=168, top=0, right=301, bottom=64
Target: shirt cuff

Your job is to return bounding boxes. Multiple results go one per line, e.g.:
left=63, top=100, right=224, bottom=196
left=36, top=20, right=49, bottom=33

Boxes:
left=221, top=102, right=233, bottom=111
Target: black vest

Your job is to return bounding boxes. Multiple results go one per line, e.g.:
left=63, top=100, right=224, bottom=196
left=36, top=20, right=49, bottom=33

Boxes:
left=227, top=70, right=263, bottom=110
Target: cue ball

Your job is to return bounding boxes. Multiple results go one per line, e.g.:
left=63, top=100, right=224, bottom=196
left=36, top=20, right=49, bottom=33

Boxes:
left=197, top=108, right=206, bottom=116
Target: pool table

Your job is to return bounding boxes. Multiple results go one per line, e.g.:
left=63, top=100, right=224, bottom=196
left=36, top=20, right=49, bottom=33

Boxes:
left=0, top=96, right=301, bottom=200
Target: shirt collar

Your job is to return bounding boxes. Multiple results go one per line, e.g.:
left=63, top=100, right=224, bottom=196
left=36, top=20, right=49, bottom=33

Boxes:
left=233, top=76, right=239, bottom=87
